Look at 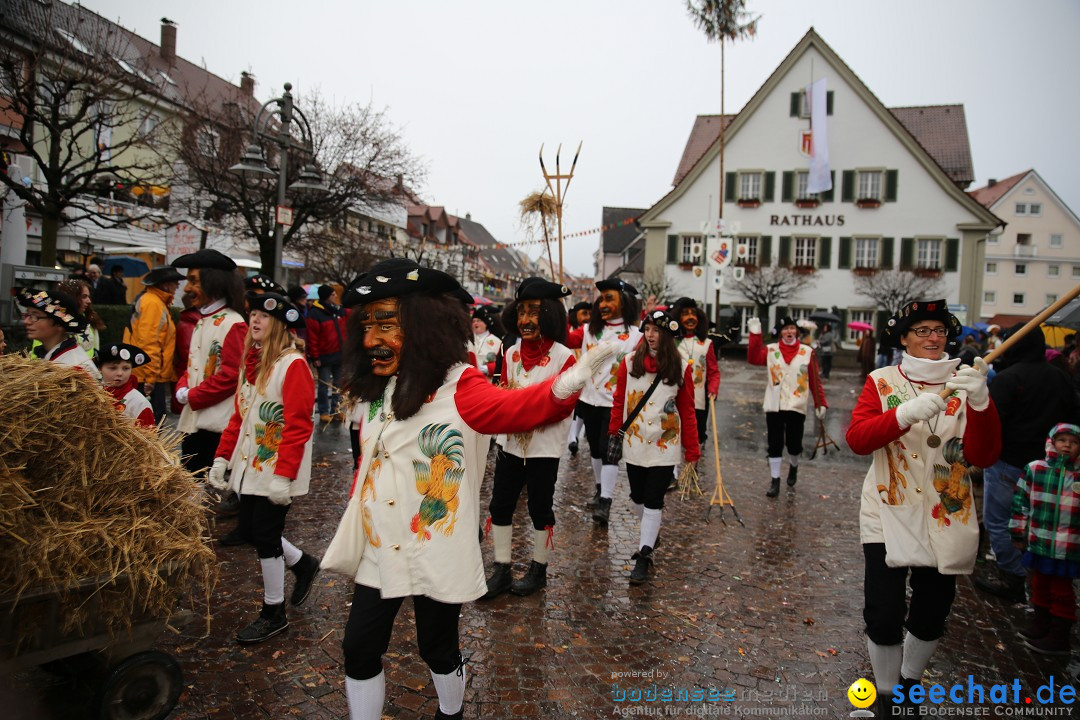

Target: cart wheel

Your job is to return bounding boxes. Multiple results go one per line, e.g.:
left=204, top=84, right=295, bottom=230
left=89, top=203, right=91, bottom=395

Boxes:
left=94, top=650, right=182, bottom=720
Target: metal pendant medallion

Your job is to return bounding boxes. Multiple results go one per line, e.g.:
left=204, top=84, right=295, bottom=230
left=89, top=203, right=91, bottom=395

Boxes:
left=926, top=434, right=942, bottom=449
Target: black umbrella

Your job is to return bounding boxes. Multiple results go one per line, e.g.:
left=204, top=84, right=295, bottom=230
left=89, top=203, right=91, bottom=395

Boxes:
left=809, top=310, right=841, bottom=324
left=1045, top=298, right=1080, bottom=330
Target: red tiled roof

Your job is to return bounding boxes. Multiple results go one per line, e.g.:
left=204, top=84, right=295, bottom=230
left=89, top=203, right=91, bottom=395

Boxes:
left=672, top=115, right=734, bottom=186
left=968, top=170, right=1030, bottom=209
left=987, top=313, right=1033, bottom=329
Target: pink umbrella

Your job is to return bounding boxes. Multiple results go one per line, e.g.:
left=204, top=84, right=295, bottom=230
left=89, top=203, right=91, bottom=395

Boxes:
left=472, top=295, right=494, bottom=306
left=848, top=321, right=874, bottom=333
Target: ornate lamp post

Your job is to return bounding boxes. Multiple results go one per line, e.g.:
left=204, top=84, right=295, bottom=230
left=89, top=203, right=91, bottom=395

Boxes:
left=229, top=82, right=328, bottom=284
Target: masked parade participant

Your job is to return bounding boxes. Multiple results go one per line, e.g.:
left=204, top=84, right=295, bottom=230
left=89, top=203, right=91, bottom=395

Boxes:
left=482, top=277, right=576, bottom=599
left=672, top=297, right=720, bottom=449
left=846, top=300, right=999, bottom=714
left=746, top=315, right=827, bottom=497
left=468, top=305, right=503, bottom=380
left=16, top=288, right=100, bottom=381
left=565, top=278, right=643, bottom=523
left=320, top=259, right=612, bottom=720
left=566, top=300, right=592, bottom=455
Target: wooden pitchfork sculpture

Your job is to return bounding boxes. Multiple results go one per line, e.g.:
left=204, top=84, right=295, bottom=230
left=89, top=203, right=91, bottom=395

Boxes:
left=539, top=141, right=581, bottom=284
left=706, top=396, right=744, bottom=526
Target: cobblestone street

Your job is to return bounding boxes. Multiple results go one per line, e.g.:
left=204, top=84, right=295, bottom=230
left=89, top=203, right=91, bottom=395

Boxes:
left=9, top=357, right=1079, bottom=718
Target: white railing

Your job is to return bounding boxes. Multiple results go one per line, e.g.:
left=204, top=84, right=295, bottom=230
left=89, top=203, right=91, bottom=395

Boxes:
left=1014, top=245, right=1037, bottom=258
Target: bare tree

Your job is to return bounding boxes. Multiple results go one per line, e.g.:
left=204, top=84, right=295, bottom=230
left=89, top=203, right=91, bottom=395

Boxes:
left=853, top=270, right=946, bottom=316
left=291, top=224, right=381, bottom=287
left=638, top=268, right=671, bottom=302
left=0, top=2, right=172, bottom=266
left=731, top=265, right=817, bottom=321
left=165, top=87, right=423, bottom=275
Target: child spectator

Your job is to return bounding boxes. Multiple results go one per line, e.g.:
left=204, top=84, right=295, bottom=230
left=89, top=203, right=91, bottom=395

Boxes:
left=1011, top=422, right=1080, bottom=655
left=98, top=343, right=155, bottom=428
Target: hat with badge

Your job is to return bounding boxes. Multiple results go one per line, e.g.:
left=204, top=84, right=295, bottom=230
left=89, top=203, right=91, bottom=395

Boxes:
left=640, top=309, right=681, bottom=336
left=342, top=258, right=464, bottom=308
left=246, top=291, right=306, bottom=329
left=245, top=274, right=286, bottom=295
left=595, top=277, right=639, bottom=296
left=171, top=248, right=237, bottom=271
left=515, top=277, right=571, bottom=301
left=881, top=299, right=960, bottom=349
left=97, top=342, right=150, bottom=368
left=14, top=288, right=86, bottom=332
left=141, top=266, right=185, bottom=286
left=472, top=304, right=499, bottom=324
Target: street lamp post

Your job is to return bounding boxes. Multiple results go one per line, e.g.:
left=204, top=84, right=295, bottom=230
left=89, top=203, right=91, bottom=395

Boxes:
left=229, top=82, right=328, bottom=285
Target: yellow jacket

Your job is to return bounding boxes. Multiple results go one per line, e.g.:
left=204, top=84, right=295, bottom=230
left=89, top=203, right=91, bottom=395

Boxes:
left=123, top=286, right=177, bottom=383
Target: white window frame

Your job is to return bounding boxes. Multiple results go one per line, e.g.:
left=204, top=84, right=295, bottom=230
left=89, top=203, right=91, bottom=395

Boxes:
left=987, top=232, right=1000, bottom=245
left=789, top=307, right=814, bottom=323
left=1051, top=234, right=1064, bottom=248
left=55, top=28, right=90, bottom=54
left=985, top=262, right=997, bottom=275
left=1074, top=265, right=1080, bottom=278
left=796, top=171, right=816, bottom=201
left=138, top=112, right=160, bottom=138
left=1015, top=263, right=1027, bottom=276
left=1029, top=203, right=1043, bottom=217
left=196, top=127, right=220, bottom=157
left=857, top=169, right=884, bottom=201
left=680, top=233, right=704, bottom=265
left=847, top=309, right=874, bottom=343
left=983, top=291, right=996, bottom=304
left=1012, top=292, right=1025, bottom=306
left=1015, top=203, right=1028, bottom=215
left=736, top=235, right=758, bottom=266
left=854, top=237, right=879, bottom=269
left=916, top=238, right=942, bottom=270
left=793, top=236, right=817, bottom=268
left=1047, top=294, right=1059, bottom=306
left=734, top=304, right=756, bottom=336
left=1049, top=265, right=1060, bottom=278
left=738, top=171, right=763, bottom=202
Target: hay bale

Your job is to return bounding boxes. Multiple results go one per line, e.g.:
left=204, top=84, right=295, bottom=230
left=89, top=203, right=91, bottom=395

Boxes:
left=0, top=355, right=215, bottom=656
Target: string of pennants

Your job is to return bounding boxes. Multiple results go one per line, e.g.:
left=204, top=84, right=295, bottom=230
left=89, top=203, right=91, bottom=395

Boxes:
left=466, top=215, right=640, bottom=251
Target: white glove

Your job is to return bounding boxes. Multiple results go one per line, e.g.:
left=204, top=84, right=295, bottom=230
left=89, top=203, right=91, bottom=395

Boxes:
left=747, top=317, right=762, bottom=335
left=815, top=406, right=827, bottom=420
left=267, top=475, right=293, bottom=506
left=946, top=356, right=990, bottom=411
left=207, top=457, right=229, bottom=490
left=552, top=343, right=616, bottom=399
left=175, top=386, right=189, bottom=405
left=894, top=393, right=948, bottom=429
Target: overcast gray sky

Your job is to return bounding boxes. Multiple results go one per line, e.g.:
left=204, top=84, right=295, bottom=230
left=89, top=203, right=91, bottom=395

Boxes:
left=84, top=0, right=1080, bottom=276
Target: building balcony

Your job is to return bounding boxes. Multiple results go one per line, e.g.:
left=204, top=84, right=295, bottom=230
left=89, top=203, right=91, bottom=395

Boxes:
left=1014, top=245, right=1037, bottom=258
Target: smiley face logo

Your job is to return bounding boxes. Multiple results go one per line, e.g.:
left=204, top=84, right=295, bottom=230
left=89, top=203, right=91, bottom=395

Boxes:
left=847, top=678, right=876, bottom=709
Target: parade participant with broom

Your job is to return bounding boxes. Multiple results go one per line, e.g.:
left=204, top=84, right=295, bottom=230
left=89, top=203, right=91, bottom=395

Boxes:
left=481, top=277, right=576, bottom=599
left=16, top=288, right=100, bottom=381
left=321, top=258, right=612, bottom=720
left=207, top=292, right=321, bottom=645
left=608, top=310, right=699, bottom=585
left=846, top=299, right=1000, bottom=715
left=672, top=297, right=720, bottom=449
left=746, top=315, right=827, bottom=497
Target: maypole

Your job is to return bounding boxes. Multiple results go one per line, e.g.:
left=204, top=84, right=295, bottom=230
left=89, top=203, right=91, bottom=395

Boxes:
left=539, top=142, right=582, bottom=284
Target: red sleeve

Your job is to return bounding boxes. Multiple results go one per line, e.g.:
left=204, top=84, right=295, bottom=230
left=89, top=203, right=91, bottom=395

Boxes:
left=305, top=317, right=320, bottom=360
left=485, top=360, right=497, bottom=377
left=808, top=349, right=827, bottom=409
left=678, top=365, right=700, bottom=462
left=705, top=345, right=720, bottom=397
left=845, top=375, right=906, bottom=455
left=175, top=369, right=189, bottom=395
left=274, top=358, right=317, bottom=479
left=136, top=407, right=156, bottom=428
left=747, top=333, right=766, bottom=366
left=467, top=350, right=478, bottom=369
left=609, top=361, right=628, bottom=435
left=962, top=398, right=1002, bottom=468
left=215, top=394, right=243, bottom=460
left=454, top=366, right=578, bottom=434
left=565, top=325, right=585, bottom=350
left=188, top=323, right=248, bottom=410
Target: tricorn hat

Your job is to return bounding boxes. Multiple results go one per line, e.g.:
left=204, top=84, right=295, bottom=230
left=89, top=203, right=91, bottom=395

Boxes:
left=595, top=277, right=639, bottom=296
left=97, top=342, right=150, bottom=368
left=516, top=277, right=571, bottom=301
left=14, top=288, right=86, bottom=332
left=342, top=258, right=464, bottom=308
left=246, top=291, right=306, bottom=329
left=171, top=249, right=237, bottom=271
left=141, top=266, right=185, bottom=286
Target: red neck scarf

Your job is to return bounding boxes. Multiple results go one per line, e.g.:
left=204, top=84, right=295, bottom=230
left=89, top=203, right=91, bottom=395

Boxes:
left=245, top=345, right=261, bottom=383
left=104, top=376, right=139, bottom=406
left=777, top=340, right=801, bottom=364
left=520, top=337, right=554, bottom=372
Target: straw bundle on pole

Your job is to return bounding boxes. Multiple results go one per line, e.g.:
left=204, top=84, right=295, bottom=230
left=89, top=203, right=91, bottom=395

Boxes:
left=0, top=356, right=215, bottom=655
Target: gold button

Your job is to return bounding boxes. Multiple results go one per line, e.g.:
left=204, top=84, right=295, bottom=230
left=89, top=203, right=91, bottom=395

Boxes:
left=242, top=456, right=248, bottom=463
left=915, top=487, right=922, bottom=494
left=648, top=401, right=654, bottom=405
left=384, top=452, right=390, bottom=459
left=648, top=421, right=653, bottom=426
left=392, top=544, right=400, bottom=550
left=388, top=500, right=395, bottom=506
left=647, top=440, right=653, bottom=444
left=386, top=412, right=394, bottom=420
left=911, top=453, right=918, bottom=459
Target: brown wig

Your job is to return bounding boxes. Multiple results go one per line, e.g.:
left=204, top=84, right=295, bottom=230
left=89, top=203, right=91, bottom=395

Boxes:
left=502, top=298, right=567, bottom=345
left=342, top=293, right=470, bottom=421
left=672, top=298, right=707, bottom=341
left=629, top=321, right=684, bottom=386
left=56, top=279, right=105, bottom=330
left=199, top=267, right=246, bottom=314
left=587, top=291, right=640, bottom=336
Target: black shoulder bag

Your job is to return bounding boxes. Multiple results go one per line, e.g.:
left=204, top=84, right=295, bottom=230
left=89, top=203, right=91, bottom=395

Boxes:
left=605, top=373, right=664, bottom=465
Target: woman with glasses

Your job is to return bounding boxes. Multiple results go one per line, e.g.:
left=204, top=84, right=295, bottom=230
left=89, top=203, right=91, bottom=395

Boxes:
left=16, top=288, right=101, bottom=381
left=846, top=299, right=1000, bottom=714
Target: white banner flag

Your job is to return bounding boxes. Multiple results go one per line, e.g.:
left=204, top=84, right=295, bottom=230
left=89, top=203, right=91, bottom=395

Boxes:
left=806, top=78, right=831, bottom=194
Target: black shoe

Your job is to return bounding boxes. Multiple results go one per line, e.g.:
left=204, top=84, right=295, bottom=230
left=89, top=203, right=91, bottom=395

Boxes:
left=787, top=465, right=798, bottom=487
left=1020, top=606, right=1053, bottom=640
left=289, top=552, right=321, bottom=606
left=629, top=546, right=653, bottom=585
left=586, top=484, right=601, bottom=509
left=216, top=492, right=240, bottom=518
left=592, top=497, right=612, bottom=525
left=236, top=602, right=288, bottom=645
left=481, top=562, right=512, bottom=600
left=510, top=560, right=547, bottom=596
left=434, top=708, right=464, bottom=720
left=666, top=474, right=678, bottom=493
left=973, top=570, right=1026, bottom=603
left=766, top=478, right=781, bottom=498
left=568, top=441, right=578, bottom=456
left=218, top=527, right=247, bottom=546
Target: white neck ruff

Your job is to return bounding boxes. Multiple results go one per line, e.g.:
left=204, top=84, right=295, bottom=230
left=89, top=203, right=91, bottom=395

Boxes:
left=899, top=352, right=959, bottom=384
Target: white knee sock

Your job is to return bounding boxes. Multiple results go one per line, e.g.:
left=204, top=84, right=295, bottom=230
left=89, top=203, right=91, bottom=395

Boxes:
left=867, top=638, right=903, bottom=693
left=640, top=508, right=662, bottom=550
left=900, top=632, right=939, bottom=681
left=591, top=457, right=603, bottom=484
left=431, top=666, right=466, bottom=715
left=768, top=457, right=782, bottom=478
left=346, top=672, right=385, bottom=720
left=281, top=537, right=302, bottom=567
left=260, top=556, right=286, bottom=605
left=788, top=453, right=800, bottom=468
left=532, top=528, right=550, bottom=564
left=600, top=463, right=618, bottom=499
left=632, top=502, right=644, bottom=521
left=568, top=417, right=583, bottom=443
left=492, top=524, right=512, bottom=564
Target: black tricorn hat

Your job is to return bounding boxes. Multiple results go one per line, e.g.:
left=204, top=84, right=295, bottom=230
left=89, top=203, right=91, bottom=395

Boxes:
left=171, top=249, right=237, bottom=271
left=516, top=277, right=571, bottom=301
left=245, top=274, right=286, bottom=295
left=342, top=259, right=464, bottom=308
left=14, top=288, right=86, bottom=332
left=141, top=266, right=185, bottom=286
left=882, top=299, right=961, bottom=349
left=570, top=300, right=592, bottom=314
left=246, top=291, right=306, bottom=329
left=97, top=342, right=150, bottom=368
left=595, top=277, right=639, bottom=296
left=640, top=309, right=681, bottom=336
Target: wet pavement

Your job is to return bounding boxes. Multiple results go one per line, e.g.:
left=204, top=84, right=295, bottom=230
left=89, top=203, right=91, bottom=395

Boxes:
left=8, top=357, right=1080, bottom=718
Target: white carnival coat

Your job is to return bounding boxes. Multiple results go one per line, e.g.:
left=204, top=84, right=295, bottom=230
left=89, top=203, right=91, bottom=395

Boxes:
left=580, top=322, right=642, bottom=408
left=496, top=340, right=575, bottom=459
left=45, top=340, right=102, bottom=381
left=762, top=341, right=813, bottom=414
left=618, top=356, right=691, bottom=468
left=178, top=308, right=245, bottom=434
left=676, top=335, right=715, bottom=411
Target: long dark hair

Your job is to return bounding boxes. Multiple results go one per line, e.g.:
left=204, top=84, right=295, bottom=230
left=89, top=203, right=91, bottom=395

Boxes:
left=630, top=323, right=683, bottom=386
left=672, top=298, right=707, bottom=341
left=502, top=298, right=567, bottom=345
left=200, top=268, right=245, bottom=314
left=342, top=293, right=470, bottom=420
left=588, top=291, right=640, bottom=336
left=55, top=279, right=105, bottom=330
